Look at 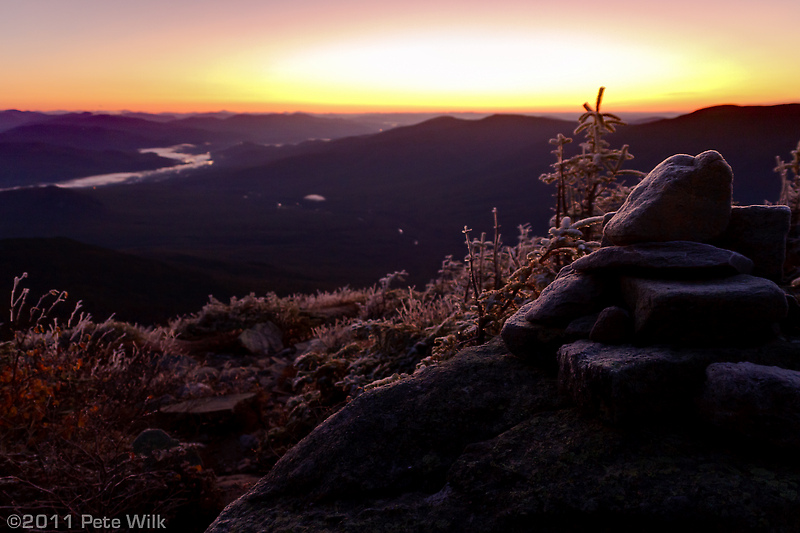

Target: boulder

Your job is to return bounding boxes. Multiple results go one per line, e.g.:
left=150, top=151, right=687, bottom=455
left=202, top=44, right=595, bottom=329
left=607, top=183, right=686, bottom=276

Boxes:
left=558, top=340, right=725, bottom=423
left=132, top=428, right=180, bottom=455
left=571, top=240, right=753, bottom=278
left=524, top=265, right=610, bottom=326
left=238, top=341, right=562, bottom=503
left=501, top=300, right=581, bottom=367
left=700, top=362, right=800, bottom=448
left=711, top=204, right=791, bottom=281
left=603, top=151, right=733, bottom=245
left=239, top=322, right=284, bottom=355
left=620, top=274, right=788, bottom=344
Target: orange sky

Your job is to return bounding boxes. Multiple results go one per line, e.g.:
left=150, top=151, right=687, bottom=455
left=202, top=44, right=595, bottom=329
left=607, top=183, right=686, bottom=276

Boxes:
left=2, top=0, right=798, bottom=114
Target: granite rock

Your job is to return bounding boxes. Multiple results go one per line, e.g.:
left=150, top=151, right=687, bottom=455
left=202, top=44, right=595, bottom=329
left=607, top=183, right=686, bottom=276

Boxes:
left=700, top=362, right=800, bottom=448
left=524, top=266, right=610, bottom=326
left=571, top=240, right=753, bottom=278
left=558, top=340, right=725, bottom=423
left=207, top=341, right=800, bottom=533
left=501, top=300, right=583, bottom=367
left=711, top=204, right=791, bottom=281
left=603, top=151, right=733, bottom=245
left=132, top=428, right=180, bottom=455
left=620, top=274, right=788, bottom=344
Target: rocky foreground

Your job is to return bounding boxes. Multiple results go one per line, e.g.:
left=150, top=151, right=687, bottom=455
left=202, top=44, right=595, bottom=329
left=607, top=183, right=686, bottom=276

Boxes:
left=207, top=150, right=800, bottom=532
left=205, top=339, right=800, bottom=533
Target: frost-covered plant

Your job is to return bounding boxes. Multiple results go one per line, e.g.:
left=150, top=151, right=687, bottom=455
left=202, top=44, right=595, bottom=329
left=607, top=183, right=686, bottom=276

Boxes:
left=454, top=89, right=641, bottom=344
left=539, top=87, right=643, bottom=245
left=775, top=139, right=800, bottom=283
left=1, top=276, right=211, bottom=527
left=455, top=216, right=547, bottom=345
left=777, top=140, right=800, bottom=224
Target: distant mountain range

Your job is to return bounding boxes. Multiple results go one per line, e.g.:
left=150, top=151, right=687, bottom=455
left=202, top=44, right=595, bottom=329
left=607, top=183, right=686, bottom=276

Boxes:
left=0, top=110, right=387, bottom=186
left=0, top=104, right=797, bottom=324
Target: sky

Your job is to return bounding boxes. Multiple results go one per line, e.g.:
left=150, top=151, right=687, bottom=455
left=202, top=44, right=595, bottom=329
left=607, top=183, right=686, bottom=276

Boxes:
left=1, top=0, right=799, bottom=114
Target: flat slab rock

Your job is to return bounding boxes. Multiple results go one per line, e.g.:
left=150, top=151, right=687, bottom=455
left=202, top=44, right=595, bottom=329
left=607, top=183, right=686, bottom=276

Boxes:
left=501, top=300, right=588, bottom=367
left=558, top=340, right=728, bottom=423
left=524, top=265, right=609, bottom=326
left=603, top=150, right=733, bottom=245
left=711, top=204, right=791, bottom=282
left=160, top=392, right=257, bottom=415
left=621, top=274, right=788, bottom=344
left=571, top=240, right=753, bottom=277
left=700, top=362, right=800, bottom=448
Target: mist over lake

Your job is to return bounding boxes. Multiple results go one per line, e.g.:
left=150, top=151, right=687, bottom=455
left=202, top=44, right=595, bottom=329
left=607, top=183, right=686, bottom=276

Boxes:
left=58, top=144, right=213, bottom=188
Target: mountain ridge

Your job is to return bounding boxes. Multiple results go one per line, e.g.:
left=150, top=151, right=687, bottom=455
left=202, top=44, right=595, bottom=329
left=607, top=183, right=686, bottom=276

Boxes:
left=0, top=103, right=798, bottom=324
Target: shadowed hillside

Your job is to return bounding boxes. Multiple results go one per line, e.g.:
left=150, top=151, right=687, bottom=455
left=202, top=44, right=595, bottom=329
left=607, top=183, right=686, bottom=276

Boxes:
left=0, top=143, right=178, bottom=188
left=0, top=105, right=797, bottom=324
left=0, top=237, right=235, bottom=325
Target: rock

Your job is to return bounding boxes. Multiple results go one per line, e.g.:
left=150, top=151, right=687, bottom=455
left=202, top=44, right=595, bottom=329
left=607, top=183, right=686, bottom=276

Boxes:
left=700, top=362, right=800, bottom=448
left=558, top=340, right=724, bottom=423
left=599, top=211, right=616, bottom=247
left=603, top=151, right=733, bottom=245
left=711, top=204, right=791, bottom=281
left=161, top=392, right=257, bottom=416
left=571, top=241, right=753, bottom=278
left=160, top=392, right=260, bottom=433
left=219, top=342, right=561, bottom=505
left=132, top=428, right=179, bottom=455
left=501, top=301, right=585, bottom=367
left=178, top=382, right=215, bottom=399
left=524, top=265, right=610, bottom=326
left=206, top=341, right=800, bottom=533
left=239, top=322, right=284, bottom=355
left=219, top=366, right=257, bottom=385
left=589, top=306, right=633, bottom=344
left=620, top=274, right=788, bottom=345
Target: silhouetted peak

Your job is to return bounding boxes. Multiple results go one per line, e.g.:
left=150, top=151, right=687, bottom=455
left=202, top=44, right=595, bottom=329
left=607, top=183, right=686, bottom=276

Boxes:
left=681, top=103, right=800, bottom=120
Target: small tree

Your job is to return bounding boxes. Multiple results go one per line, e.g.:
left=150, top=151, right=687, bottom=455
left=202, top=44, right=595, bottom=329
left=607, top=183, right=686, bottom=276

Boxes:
left=455, top=89, right=643, bottom=346
left=538, top=87, right=643, bottom=265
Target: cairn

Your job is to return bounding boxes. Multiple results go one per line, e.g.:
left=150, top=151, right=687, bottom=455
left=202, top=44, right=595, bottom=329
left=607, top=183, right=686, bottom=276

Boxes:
left=502, top=150, right=800, bottom=446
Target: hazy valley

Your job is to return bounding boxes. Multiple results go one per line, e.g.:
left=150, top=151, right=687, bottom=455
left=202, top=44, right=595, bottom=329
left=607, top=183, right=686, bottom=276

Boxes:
left=0, top=105, right=799, bottom=324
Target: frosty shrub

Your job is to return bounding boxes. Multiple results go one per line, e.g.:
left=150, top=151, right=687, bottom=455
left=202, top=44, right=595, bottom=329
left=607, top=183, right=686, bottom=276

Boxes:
left=775, top=139, right=800, bottom=282
left=0, top=276, right=217, bottom=528
left=777, top=139, right=800, bottom=224
left=458, top=88, right=642, bottom=343
left=538, top=87, right=643, bottom=253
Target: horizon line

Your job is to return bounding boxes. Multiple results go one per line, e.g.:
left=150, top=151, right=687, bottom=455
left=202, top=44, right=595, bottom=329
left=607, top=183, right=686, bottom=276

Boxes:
left=4, top=101, right=800, bottom=118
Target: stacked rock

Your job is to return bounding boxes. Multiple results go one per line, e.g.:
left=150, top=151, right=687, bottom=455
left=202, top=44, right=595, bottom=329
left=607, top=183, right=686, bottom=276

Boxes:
left=502, top=150, right=800, bottom=443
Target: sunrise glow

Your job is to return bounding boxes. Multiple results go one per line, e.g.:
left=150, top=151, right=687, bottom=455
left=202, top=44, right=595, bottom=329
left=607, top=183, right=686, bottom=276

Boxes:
left=2, top=0, right=798, bottom=114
